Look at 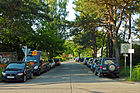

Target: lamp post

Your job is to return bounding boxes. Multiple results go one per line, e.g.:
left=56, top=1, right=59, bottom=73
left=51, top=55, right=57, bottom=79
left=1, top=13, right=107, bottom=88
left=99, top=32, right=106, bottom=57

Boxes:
left=129, top=38, right=132, bottom=80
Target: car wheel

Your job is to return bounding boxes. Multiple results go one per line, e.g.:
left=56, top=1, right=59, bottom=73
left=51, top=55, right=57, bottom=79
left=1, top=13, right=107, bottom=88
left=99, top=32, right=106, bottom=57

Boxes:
left=98, top=71, right=103, bottom=77
left=23, top=75, right=27, bottom=82
left=92, top=68, right=95, bottom=73
left=30, top=73, right=34, bottom=79
left=94, top=70, right=98, bottom=76
left=44, top=66, right=47, bottom=72
left=37, top=70, right=41, bottom=76
left=90, top=66, right=92, bottom=70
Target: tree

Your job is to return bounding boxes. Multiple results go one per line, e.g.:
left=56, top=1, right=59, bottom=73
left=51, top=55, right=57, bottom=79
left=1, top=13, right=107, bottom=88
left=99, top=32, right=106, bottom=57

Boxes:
left=0, top=0, right=69, bottom=59
left=74, top=0, right=139, bottom=63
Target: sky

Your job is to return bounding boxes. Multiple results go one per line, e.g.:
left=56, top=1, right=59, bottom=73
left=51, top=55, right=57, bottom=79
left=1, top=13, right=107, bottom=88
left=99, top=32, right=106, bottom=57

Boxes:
left=66, top=0, right=76, bottom=21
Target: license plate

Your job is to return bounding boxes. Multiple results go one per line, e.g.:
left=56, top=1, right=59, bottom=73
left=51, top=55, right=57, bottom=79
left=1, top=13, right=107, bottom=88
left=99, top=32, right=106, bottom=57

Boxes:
left=7, top=76, right=15, bottom=78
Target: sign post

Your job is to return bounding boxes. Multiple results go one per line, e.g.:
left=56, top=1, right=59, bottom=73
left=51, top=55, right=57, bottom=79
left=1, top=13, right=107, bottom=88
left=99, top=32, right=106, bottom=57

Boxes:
left=22, top=46, right=31, bottom=62
left=128, top=39, right=135, bottom=80
left=123, top=54, right=128, bottom=75
left=121, top=43, right=130, bottom=75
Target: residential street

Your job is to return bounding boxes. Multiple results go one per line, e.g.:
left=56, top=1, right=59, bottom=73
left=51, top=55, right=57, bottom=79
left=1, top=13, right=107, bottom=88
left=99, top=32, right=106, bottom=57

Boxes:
left=0, top=60, right=140, bottom=93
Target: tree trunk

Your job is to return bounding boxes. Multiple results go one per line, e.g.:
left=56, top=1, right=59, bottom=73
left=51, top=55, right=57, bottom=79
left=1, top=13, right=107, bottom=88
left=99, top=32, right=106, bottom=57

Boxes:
left=109, top=39, right=113, bottom=57
left=101, top=32, right=106, bottom=58
left=93, top=35, right=97, bottom=58
left=128, top=13, right=131, bottom=39
left=123, top=19, right=127, bottom=41
left=78, top=52, right=80, bottom=58
left=106, top=31, right=109, bottom=57
left=112, top=37, right=120, bottom=64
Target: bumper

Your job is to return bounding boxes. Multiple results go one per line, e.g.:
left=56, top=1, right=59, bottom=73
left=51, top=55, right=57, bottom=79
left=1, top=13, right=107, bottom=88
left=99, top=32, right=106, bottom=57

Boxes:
left=101, top=70, right=120, bottom=74
left=2, top=75, right=24, bottom=82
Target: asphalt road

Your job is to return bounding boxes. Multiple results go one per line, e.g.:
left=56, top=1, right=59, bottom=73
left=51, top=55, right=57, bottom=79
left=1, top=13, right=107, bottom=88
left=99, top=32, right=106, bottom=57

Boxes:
left=0, top=60, right=140, bottom=93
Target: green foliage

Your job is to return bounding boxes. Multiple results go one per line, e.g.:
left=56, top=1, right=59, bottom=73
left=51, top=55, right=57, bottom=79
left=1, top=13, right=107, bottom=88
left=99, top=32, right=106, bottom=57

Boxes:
left=131, top=64, right=140, bottom=81
left=0, top=0, right=69, bottom=59
left=0, top=67, right=4, bottom=82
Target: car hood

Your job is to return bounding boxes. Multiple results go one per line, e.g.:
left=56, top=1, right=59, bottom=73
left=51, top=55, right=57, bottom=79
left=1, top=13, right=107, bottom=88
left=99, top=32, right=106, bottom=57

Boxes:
left=4, top=70, right=24, bottom=74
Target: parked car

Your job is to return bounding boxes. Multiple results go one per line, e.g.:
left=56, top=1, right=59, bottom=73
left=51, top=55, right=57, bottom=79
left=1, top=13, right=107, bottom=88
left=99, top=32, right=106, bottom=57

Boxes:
left=75, top=57, right=80, bottom=62
left=54, top=58, right=61, bottom=66
left=94, top=58, right=120, bottom=77
left=1, top=62, right=33, bottom=82
left=75, top=57, right=84, bottom=62
left=91, top=58, right=99, bottom=72
left=83, top=57, right=91, bottom=65
left=25, top=50, right=49, bottom=76
left=87, top=58, right=94, bottom=68
left=48, top=59, right=55, bottom=68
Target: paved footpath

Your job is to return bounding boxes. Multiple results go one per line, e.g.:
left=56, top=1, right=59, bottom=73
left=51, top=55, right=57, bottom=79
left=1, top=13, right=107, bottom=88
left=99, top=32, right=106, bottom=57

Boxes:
left=0, top=60, right=140, bottom=93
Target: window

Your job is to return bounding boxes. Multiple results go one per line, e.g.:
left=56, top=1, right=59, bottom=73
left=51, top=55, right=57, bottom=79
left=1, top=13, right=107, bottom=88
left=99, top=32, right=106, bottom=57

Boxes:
left=104, top=59, right=116, bottom=64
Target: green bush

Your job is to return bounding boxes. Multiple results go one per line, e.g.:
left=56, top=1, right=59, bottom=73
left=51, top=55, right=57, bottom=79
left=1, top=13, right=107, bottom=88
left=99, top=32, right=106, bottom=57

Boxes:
left=0, top=67, right=4, bottom=81
left=131, top=64, right=140, bottom=81
left=120, top=66, right=130, bottom=77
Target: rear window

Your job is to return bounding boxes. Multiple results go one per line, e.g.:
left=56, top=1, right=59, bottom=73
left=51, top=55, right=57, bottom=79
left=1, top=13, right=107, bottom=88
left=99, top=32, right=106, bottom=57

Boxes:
left=104, top=59, right=116, bottom=64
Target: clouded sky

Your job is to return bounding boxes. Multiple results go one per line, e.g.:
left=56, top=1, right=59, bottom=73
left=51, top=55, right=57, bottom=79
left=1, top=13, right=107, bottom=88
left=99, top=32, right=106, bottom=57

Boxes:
left=66, top=0, right=76, bottom=21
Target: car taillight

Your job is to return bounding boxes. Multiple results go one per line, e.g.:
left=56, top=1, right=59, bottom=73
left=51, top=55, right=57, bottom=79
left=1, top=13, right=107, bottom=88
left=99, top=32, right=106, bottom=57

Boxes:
left=117, top=66, right=120, bottom=69
left=100, top=66, right=102, bottom=69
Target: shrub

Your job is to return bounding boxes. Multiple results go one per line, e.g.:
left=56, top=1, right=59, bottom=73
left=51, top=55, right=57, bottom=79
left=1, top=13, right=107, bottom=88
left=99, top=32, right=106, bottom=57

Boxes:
left=131, top=64, right=140, bottom=81
left=0, top=67, right=5, bottom=81
left=120, top=66, right=130, bottom=77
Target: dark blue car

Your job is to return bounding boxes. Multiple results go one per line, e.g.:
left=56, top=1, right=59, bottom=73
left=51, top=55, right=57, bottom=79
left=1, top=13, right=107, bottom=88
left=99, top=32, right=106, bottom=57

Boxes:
left=25, top=50, right=49, bottom=76
left=1, top=62, right=33, bottom=82
left=94, top=58, right=120, bottom=77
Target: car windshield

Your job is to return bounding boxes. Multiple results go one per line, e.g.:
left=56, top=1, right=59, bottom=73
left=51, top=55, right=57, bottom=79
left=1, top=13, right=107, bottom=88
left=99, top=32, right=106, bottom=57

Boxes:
left=104, top=59, right=116, bottom=64
left=26, top=56, right=37, bottom=62
left=6, top=63, right=25, bottom=70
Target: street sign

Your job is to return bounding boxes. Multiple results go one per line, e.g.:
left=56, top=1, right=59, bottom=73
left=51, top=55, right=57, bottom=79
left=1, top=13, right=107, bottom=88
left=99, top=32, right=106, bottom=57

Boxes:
left=123, top=54, right=128, bottom=57
left=32, top=50, right=38, bottom=56
left=22, top=48, right=31, bottom=55
left=121, top=43, right=130, bottom=53
left=128, top=49, right=134, bottom=53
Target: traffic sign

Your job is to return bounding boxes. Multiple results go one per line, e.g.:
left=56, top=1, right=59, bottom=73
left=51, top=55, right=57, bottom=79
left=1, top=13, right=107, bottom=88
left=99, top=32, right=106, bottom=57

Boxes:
left=22, top=47, right=31, bottom=55
left=32, top=50, right=38, bottom=56
left=128, top=49, right=134, bottom=53
left=121, top=43, right=130, bottom=53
